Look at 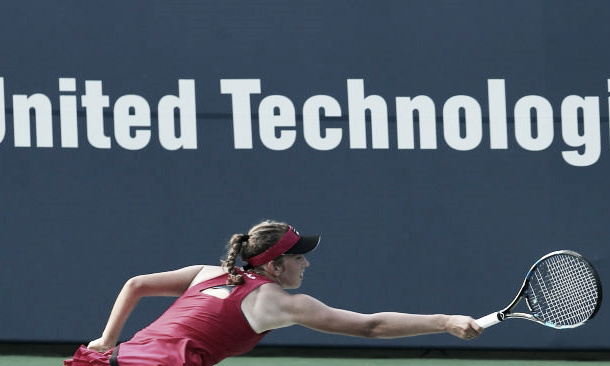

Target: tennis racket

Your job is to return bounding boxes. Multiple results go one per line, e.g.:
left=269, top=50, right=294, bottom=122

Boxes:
left=476, top=250, right=602, bottom=329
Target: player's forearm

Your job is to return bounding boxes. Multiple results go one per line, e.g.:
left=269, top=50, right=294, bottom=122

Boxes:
left=368, top=313, right=449, bottom=338
left=100, top=277, right=144, bottom=344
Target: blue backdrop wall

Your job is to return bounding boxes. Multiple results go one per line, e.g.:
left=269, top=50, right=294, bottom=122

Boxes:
left=1, top=0, right=608, bottom=351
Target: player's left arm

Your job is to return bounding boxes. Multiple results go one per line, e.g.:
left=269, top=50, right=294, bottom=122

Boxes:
left=88, top=265, right=205, bottom=352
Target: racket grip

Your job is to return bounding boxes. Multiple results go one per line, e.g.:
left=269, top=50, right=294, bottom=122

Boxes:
left=475, top=312, right=502, bottom=328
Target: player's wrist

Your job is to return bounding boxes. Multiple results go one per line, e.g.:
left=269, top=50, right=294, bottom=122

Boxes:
left=99, top=333, right=118, bottom=348
left=438, top=314, right=451, bottom=333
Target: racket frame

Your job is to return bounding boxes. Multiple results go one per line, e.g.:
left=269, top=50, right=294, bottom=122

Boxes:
left=476, top=250, right=602, bottom=329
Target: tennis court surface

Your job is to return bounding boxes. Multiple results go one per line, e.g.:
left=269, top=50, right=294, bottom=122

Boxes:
left=1, top=346, right=608, bottom=366
left=1, top=355, right=609, bottom=366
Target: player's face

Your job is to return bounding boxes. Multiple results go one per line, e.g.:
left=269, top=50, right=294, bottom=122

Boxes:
left=277, top=254, right=310, bottom=289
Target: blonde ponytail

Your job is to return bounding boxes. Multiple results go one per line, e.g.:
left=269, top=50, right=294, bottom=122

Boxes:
left=222, top=234, right=249, bottom=285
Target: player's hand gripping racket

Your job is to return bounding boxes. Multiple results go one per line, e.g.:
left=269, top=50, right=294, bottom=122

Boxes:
left=476, top=250, right=602, bottom=329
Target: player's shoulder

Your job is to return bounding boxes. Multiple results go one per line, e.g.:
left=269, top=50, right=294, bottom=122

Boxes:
left=256, top=284, right=316, bottom=309
left=249, top=281, right=291, bottom=304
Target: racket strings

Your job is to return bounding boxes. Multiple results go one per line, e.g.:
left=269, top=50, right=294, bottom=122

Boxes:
left=527, top=254, right=600, bottom=326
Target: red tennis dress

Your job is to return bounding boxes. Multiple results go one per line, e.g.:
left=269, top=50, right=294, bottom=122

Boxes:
left=64, top=271, right=275, bottom=366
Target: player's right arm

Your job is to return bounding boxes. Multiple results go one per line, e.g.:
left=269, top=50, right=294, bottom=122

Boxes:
left=246, top=285, right=482, bottom=340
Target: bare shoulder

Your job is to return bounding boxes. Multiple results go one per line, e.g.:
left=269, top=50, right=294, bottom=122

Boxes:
left=242, top=281, right=286, bottom=310
left=242, top=283, right=322, bottom=333
left=241, top=283, right=289, bottom=333
left=256, top=285, right=321, bottom=310
left=188, top=265, right=226, bottom=287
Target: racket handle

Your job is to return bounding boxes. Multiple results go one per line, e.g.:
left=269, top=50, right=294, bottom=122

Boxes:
left=475, top=312, right=502, bottom=328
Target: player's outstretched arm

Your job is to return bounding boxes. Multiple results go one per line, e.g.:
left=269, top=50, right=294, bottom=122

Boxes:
left=248, top=286, right=482, bottom=340
left=287, top=294, right=483, bottom=340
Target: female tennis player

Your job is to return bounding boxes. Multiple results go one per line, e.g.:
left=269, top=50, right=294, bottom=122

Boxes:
left=65, top=220, right=483, bottom=366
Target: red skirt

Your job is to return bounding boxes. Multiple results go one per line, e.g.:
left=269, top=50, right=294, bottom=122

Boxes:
left=64, top=338, right=204, bottom=366
left=64, top=345, right=115, bottom=366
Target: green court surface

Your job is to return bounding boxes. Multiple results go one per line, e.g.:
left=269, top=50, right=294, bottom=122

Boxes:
left=0, top=345, right=607, bottom=366
left=1, top=355, right=608, bottom=366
